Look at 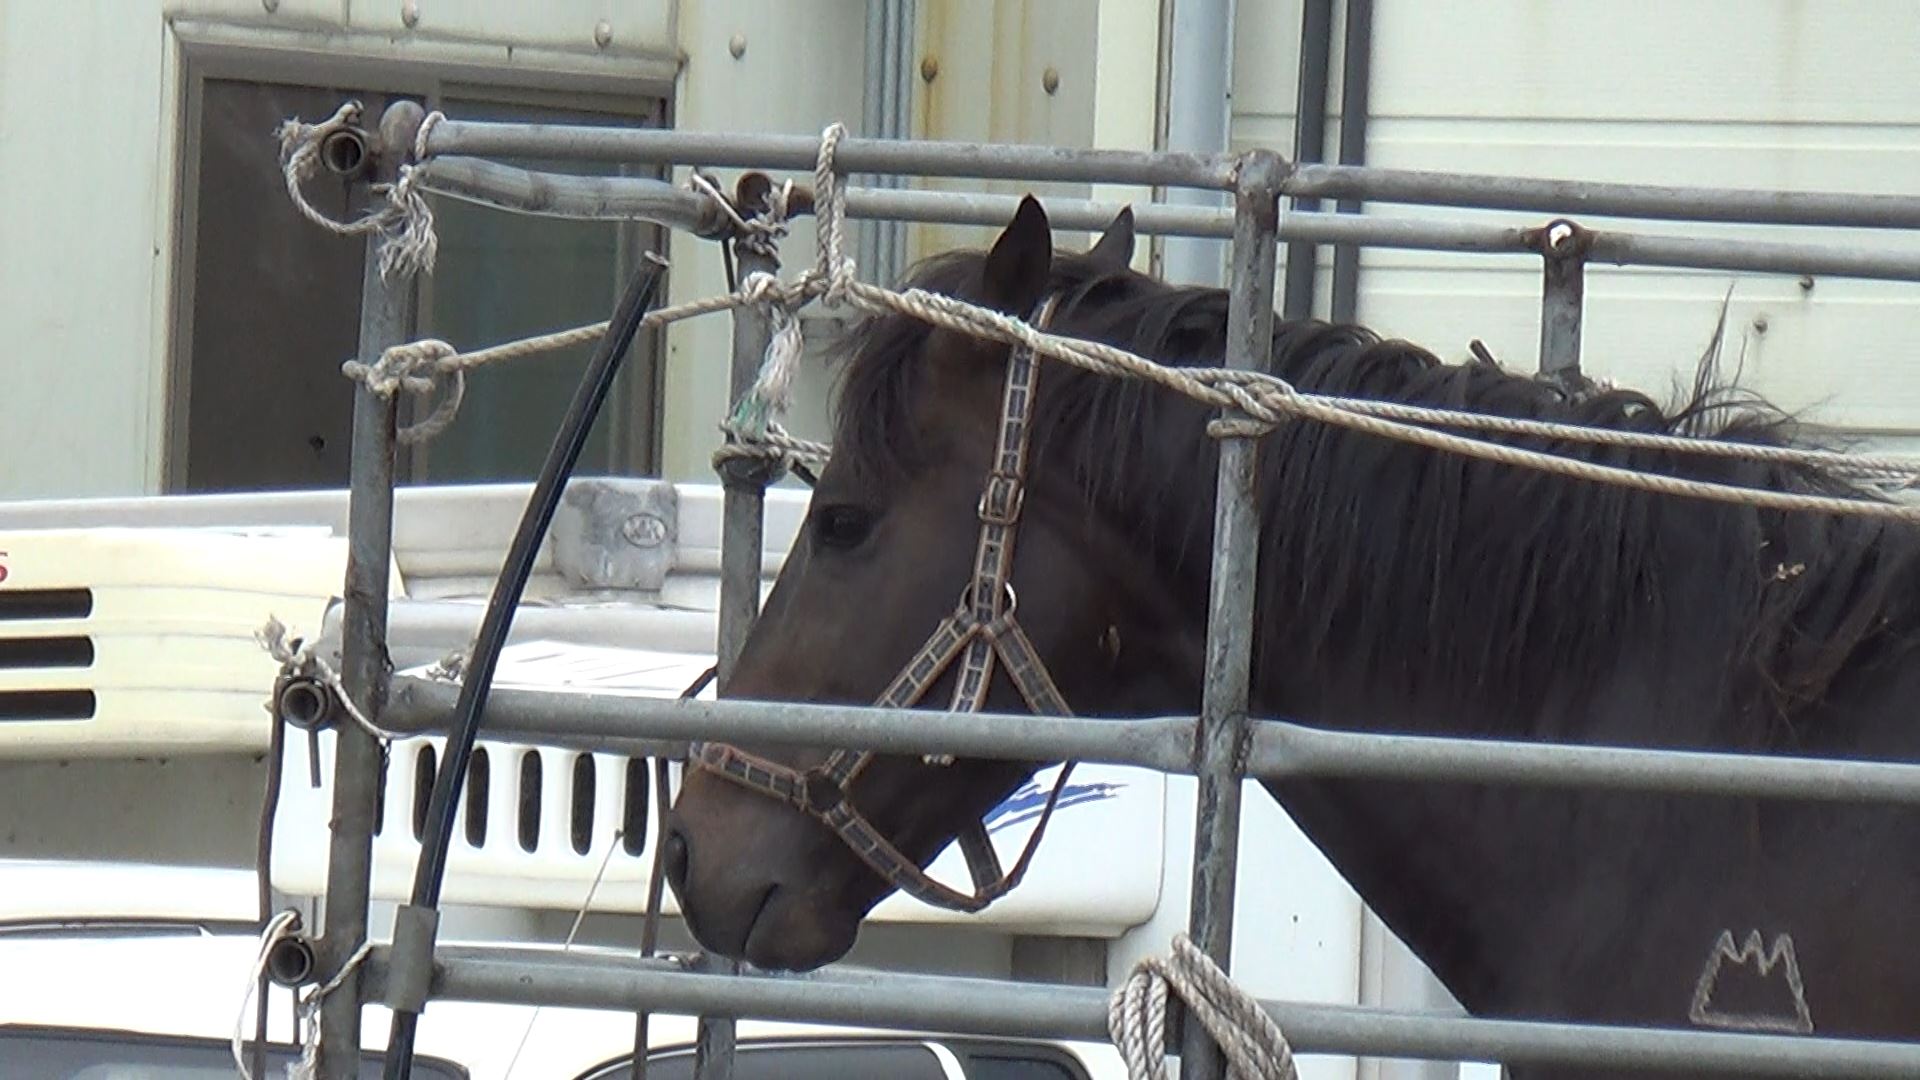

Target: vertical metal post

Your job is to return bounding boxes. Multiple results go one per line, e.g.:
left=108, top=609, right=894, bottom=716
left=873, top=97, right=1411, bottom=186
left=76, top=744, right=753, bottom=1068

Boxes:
left=860, top=0, right=915, bottom=288
left=715, top=237, right=781, bottom=683
left=315, top=100, right=425, bottom=1080
left=1179, top=151, right=1285, bottom=1080
left=1327, top=0, right=1375, bottom=325
left=1281, top=0, right=1335, bottom=320
left=700, top=178, right=785, bottom=1080
left=1159, top=0, right=1235, bottom=287
left=1532, top=218, right=1591, bottom=381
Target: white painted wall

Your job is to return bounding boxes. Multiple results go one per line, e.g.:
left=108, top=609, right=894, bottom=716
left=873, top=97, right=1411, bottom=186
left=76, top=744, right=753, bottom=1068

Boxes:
left=0, top=1, right=174, bottom=499
left=1233, top=0, right=1920, bottom=443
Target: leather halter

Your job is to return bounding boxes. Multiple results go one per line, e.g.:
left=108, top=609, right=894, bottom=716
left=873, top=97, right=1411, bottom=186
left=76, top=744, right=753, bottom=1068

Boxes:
left=688, top=296, right=1078, bottom=913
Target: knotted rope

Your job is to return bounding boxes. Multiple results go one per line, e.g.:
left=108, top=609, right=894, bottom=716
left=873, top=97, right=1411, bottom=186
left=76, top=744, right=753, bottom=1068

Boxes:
left=1109, top=935, right=1298, bottom=1080
left=256, top=616, right=400, bottom=743
left=276, top=101, right=437, bottom=280
left=285, top=940, right=376, bottom=1080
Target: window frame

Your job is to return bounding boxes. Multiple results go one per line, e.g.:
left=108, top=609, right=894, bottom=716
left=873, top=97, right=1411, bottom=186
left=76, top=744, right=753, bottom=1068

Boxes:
left=165, top=29, right=677, bottom=491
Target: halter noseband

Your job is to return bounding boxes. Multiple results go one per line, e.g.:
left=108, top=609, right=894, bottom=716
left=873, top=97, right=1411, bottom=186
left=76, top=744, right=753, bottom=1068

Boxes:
left=688, top=296, right=1079, bottom=912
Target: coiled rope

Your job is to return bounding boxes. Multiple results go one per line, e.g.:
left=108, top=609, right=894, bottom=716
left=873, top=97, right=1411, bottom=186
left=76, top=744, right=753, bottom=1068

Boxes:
left=1109, top=935, right=1298, bottom=1080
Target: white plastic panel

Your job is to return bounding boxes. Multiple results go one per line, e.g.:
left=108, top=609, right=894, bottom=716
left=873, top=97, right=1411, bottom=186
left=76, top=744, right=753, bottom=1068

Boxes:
left=0, top=527, right=370, bottom=757
left=271, top=640, right=1165, bottom=936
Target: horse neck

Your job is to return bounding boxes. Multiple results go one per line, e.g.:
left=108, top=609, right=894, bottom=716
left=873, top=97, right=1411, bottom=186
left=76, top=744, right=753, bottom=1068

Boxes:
left=1103, top=371, right=1777, bottom=744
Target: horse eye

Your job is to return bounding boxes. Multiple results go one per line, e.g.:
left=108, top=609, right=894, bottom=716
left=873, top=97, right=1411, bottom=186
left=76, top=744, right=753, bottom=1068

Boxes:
left=811, top=505, right=874, bottom=550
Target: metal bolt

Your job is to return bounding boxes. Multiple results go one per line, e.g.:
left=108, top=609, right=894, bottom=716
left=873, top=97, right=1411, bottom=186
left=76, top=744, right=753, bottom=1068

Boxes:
left=1798, top=274, right=1816, bottom=292
left=729, top=33, right=747, bottom=59
left=262, top=0, right=278, bottom=11
left=1752, top=314, right=1770, bottom=334
left=594, top=20, right=614, bottom=48
left=401, top=0, right=419, bottom=28
left=1546, top=221, right=1576, bottom=251
left=921, top=55, right=940, bottom=82
left=1042, top=67, right=1060, bottom=95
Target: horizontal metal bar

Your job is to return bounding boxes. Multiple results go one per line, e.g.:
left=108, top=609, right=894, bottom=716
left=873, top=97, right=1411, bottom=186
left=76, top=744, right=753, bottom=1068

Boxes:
left=1287, top=162, right=1920, bottom=230
left=1584, top=227, right=1920, bottom=280
left=383, top=676, right=1194, bottom=770
left=397, top=161, right=1920, bottom=281
left=844, top=186, right=1232, bottom=238
left=869, top=194, right=1920, bottom=279
left=381, top=946, right=1920, bottom=1077
left=1252, top=723, right=1920, bottom=806
left=423, top=119, right=1920, bottom=230
left=425, top=121, right=1242, bottom=190
left=382, top=676, right=1920, bottom=807
left=413, top=157, right=731, bottom=237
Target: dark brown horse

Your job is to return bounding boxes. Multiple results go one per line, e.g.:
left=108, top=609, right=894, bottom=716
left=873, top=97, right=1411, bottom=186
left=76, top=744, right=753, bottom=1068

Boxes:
left=664, top=196, right=1920, bottom=1077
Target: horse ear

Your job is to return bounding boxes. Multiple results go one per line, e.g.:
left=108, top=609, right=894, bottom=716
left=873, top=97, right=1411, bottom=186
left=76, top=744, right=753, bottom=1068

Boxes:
left=1087, top=206, right=1136, bottom=271
left=982, top=194, right=1053, bottom=314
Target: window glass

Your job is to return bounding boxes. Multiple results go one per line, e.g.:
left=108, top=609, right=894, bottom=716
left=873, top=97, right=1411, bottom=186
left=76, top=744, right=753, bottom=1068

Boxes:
left=174, top=74, right=665, bottom=493
left=409, top=95, right=666, bottom=485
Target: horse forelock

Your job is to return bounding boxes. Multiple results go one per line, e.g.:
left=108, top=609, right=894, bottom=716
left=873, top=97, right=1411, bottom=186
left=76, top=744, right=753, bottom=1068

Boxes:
left=826, top=246, right=1920, bottom=742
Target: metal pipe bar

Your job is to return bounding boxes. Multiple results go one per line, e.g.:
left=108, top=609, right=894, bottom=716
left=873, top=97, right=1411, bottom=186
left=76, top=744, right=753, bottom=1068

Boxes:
left=847, top=185, right=1231, bottom=238
left=383, top=676, right=1196, bottom=771
left=1583, top=227, right=1920, bottom=280
left=316, top=101, right=425, bottom=1080
left=1535, top=222, right=1588, bottom=379
left=1287, top=161, right=1920, bottom=229
left=1281, top=0, right=1336, bottom=320
left=381, top=676, right=1920, bottom=807
left=716, top=234, right=779, bottom=688
left=1326, top=0, right=1374, bottom=325
left=1250, top=722, right=1920, bottom=804
left=413, top=157, right=730, bottom=236
left=1158, top=0, right=1235, bottom=286
left=426, top=120, right=1243, bottom=191
left=393, top=160, right=1920, bottom=281
left=1180, top=156, right=1284, bottom=1080
left=423, top=118, right=1920, bottom=229
left=702, top=190, right=784, bottom=1080
left=393, top=947, right=1920, bottom=1077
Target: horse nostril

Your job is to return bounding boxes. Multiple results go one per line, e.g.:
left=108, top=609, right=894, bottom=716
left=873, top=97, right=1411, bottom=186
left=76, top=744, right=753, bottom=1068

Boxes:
left=661, top=825, right=691, bottom=892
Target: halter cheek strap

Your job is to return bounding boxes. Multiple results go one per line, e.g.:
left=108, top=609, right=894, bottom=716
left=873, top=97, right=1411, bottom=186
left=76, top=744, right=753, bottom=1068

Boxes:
left=688, top=296, right=1079, bottom=913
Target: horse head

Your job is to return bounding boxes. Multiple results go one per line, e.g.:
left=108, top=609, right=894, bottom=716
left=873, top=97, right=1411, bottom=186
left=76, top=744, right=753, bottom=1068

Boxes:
left=662, top=198, right=1208, bottom=971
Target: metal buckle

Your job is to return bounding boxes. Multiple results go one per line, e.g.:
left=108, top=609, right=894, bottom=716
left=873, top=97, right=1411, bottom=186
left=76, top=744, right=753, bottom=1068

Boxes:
left=977, top=473, right=1025, bottom=525
left=961, top=580, right=1018, bottom=618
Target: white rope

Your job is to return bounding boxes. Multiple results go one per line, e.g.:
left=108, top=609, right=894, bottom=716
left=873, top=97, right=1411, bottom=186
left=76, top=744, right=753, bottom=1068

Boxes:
left=498, top=828, right=629, bottom=1079
left=232, top=909, right=302, bottom=1080
left=275, top=101, right=438, bottom=280
left=1109, top=935, right=1298, bottom=1080
left=286, top=940, right=376, bottom=1080
left=846, top=281, right=1920, bottom=520
left=257, top=616, right=402, bottom=743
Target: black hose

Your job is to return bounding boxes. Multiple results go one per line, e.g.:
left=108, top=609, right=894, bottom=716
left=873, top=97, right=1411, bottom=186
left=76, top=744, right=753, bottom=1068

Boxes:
left=380, top=251, right=670, bottom=1079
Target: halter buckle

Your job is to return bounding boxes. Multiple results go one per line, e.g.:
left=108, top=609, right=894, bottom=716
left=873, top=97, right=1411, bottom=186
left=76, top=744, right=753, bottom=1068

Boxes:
left=977, top=473, right=1025, bottom=525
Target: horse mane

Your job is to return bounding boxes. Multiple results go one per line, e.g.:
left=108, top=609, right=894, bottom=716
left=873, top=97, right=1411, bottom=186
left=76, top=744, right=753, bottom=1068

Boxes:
left=829, top=245, right=1920, bottom=747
